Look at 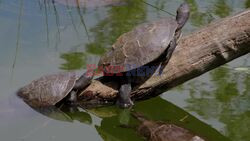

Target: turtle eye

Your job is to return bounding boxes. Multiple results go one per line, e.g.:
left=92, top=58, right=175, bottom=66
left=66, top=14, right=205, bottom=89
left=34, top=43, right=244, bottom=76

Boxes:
left=112, top=45, right=116, bottom=50
left=103, top=62, right=110, bottom=66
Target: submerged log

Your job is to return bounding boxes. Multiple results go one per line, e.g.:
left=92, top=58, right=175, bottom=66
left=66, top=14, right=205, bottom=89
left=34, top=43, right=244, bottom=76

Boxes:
left=78, top=9, right=250, bottom=106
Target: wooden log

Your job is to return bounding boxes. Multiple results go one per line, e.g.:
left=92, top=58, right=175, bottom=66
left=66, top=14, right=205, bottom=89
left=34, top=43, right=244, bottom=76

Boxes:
left=78, top=9, right=250, bottom=106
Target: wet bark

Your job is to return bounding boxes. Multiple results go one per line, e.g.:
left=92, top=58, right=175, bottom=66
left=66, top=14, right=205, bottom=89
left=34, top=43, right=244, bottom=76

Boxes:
left=78, top=9, right=250, bottom=107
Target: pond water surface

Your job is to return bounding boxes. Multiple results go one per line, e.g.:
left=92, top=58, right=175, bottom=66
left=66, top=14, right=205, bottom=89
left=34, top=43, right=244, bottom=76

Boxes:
left=0, top=0, right=250, bottom=141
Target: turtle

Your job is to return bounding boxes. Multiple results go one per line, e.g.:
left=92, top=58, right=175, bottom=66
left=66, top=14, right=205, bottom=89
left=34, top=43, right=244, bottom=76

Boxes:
left=17, top=71, right=93, bottom=107
left=92, top=2, right=190, bottom=108
left=132, top=112, right=206, bottom=141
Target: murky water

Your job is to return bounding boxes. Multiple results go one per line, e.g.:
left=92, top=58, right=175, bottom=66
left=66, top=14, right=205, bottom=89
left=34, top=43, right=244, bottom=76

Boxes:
left=0, top=0, right=249, bottom=141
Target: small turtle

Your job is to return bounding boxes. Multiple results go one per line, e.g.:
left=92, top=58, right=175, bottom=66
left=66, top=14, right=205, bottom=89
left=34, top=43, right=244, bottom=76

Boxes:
left=132, top=113, right=206, bottom=141
left=93, top=2, right=190, bottom=108
left=18, top=71, right=93, bottom=107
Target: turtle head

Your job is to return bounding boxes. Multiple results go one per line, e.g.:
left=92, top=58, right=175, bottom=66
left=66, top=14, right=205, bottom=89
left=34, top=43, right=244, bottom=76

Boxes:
left=176, top=2, right=190, bottom=31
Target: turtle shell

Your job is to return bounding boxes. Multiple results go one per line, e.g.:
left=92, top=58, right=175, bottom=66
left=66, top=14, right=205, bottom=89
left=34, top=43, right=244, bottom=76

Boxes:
left=17, top=72, right=78, bottom=108
left=99, top=17, right=178, bottom=73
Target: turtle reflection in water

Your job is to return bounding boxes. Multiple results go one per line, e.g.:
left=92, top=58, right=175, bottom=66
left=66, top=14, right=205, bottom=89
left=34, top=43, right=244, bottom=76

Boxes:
left=132, top=113, right=206, bottom=141
left=18, top=2, right=190, bottom=108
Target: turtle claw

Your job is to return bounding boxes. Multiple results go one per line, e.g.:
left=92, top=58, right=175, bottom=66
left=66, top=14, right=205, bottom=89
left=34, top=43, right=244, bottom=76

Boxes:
left=116, top=99, right=134, bottom=108
left=117, top=82, right=133, bottom=108
left=66, top=100, right=77, bottom=106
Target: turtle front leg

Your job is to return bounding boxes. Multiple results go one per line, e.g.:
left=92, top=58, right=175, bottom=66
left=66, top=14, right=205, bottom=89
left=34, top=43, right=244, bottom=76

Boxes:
left=67, top=71, right=94, bottom=104
left=159, top=37, right=177, bottom=74
left=116, top=76, right=134, bottom=108
left=67, top=90, right=77, bottom=104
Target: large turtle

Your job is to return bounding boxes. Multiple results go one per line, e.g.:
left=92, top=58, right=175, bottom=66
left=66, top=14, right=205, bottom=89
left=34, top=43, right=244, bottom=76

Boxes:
left=95, top=2, right=190, bottom=108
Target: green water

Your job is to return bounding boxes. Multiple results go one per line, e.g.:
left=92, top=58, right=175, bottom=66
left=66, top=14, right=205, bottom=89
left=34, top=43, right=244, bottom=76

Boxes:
left=0, top=0, right=249, bottom=141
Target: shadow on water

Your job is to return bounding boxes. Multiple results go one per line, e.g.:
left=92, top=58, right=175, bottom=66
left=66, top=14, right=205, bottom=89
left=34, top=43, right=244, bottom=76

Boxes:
left=34, top=105, right=92, bottom=124
left=94, top=97, right=231, bottom=141
left=23, top=96, right=231, bottom=141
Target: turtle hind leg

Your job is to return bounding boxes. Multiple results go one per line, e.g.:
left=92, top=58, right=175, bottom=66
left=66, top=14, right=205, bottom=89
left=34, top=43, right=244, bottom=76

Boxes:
left=159, top=37, right=177, bottom=75
left=116, top=76, right=134, bottom=108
